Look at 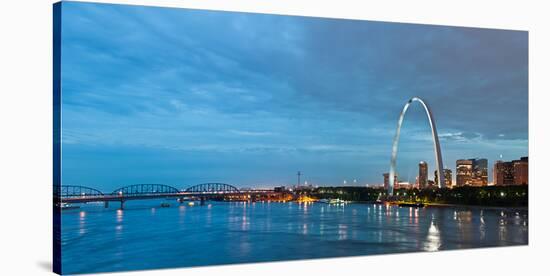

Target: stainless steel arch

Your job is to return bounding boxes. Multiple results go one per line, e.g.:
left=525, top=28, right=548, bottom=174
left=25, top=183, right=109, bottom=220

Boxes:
left=389, top=97, right=444, bottom=196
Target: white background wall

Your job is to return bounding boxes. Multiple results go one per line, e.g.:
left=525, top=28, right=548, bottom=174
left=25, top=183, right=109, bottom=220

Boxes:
left=0, top=0, right=548, bottom=275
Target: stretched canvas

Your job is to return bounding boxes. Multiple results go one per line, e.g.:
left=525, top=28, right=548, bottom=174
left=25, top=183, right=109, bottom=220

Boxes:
left=53, top=1, right=528, bottom=275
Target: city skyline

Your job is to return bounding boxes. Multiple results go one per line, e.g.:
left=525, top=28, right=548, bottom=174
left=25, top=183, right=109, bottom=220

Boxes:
left=384, top=155, right=527, bottom=189
left=60, top=2, right=528, bottom=190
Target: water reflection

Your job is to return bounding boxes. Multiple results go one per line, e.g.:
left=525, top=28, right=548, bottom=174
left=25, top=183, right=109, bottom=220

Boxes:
left=241, top=214, right=249, bottom=231
left=116, top=209, right=123, bottom=223
left=115, top=209, right=124, bottom=237
left=479, top=210, right=486, bottom=241
left=78, top=211, right=86, bottom=236
left=424, top=218, right=441, bottom=252
left=499, top=217, right=508, bottom=242
left=61, top=201, right=528, bottom=274
left=338, top=224, right=348, bottom=240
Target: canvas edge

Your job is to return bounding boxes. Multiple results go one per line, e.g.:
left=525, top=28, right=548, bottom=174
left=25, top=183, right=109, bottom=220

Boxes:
left=53, top=1, right=63, bottom=275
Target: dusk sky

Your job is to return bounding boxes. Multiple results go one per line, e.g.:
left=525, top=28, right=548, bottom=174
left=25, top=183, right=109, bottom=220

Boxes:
left=60, top=2, right=528, bottom=191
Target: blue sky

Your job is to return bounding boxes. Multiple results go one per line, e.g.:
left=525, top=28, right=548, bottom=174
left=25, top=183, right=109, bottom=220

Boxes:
left=60, top=2, right=528, bottom=191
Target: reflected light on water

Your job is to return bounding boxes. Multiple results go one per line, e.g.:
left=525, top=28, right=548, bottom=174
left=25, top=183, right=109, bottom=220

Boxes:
left=456, top=211, right=472, bottom=223
left=499, top=220, right=508, bottom=242
left=424, top=219, right=441, bottom=252
left=338, top=224, right=348, bottom=240
left=178, top=205, right=186, bottom=225
left=61, top=201, right=528, bottom=274
left=514, top=212, right=521, bottom=225
left=395, top=208, right=400, bottom=221
left=479, top=210, right=486, bottom=240
left=241, top=215, right=250, bottom=231
left=115, top=209, right=124, bottom=237
left=116, top=209, right=124, bottom=223
left=78, top=211, right=86, bottom=235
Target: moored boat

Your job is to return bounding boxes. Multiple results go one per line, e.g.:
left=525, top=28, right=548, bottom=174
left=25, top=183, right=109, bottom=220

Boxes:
left=59, top=202, right=80, bottom=210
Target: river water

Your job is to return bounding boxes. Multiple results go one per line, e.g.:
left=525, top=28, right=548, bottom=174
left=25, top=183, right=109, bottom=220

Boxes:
left=60, top=200, right=528, bottom=274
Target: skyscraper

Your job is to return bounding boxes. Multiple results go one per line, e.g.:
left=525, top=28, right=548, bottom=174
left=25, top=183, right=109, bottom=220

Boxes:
left=457, top=158, right=487, bottom=186
left=456, top=159, right=473, bottom=186
left=435, top=168, right=453, bottom=188
left=418, top=161, right=428, bottom=189
left=494, top=160, right=515, bottom=185
left=383, top=172, right=398, bottom=190
left=513, top=157, right=528, bottom=185
left=471, top=158, right=488, bottom=186
left=494, top=157, right=528, bottom=186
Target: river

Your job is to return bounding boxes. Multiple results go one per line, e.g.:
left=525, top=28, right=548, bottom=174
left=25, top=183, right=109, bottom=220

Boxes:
left=60, top=200, right=528, bottom=274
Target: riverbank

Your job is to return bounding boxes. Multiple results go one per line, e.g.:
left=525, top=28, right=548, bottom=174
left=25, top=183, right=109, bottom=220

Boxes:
left=344, top=200, right=527, bottom=210
left=422, top=202, right=528, bottom=210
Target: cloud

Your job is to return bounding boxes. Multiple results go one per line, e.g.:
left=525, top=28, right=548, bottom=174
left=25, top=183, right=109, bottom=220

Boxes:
left=438, top=131, right=483, bottom=142
left=229, top=130, right=276, bottom=137
left=59, top=2, right=528, bottom=188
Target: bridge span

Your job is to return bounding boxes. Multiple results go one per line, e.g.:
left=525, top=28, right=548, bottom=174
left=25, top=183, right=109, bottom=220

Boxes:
left=54, top=183, right=280, bottom=209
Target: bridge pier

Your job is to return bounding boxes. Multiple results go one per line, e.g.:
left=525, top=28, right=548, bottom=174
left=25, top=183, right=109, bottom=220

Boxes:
left=104, top=201, right=109, bottom=208
left=120, top=200, right=125, bottom=210
left=200, top=196, right=205, bottom=206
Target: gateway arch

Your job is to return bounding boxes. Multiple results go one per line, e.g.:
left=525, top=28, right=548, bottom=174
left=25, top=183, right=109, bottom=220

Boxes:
left=388, top=97, right=444, bottom=196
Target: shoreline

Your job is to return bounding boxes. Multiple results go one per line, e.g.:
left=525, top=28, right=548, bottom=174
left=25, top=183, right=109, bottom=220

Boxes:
left=344, top=200, right=527, bottom=210
left=422, top=202, right=528, bottom=211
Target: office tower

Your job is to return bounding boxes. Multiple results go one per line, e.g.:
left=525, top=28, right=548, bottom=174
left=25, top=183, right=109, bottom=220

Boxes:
left=513, top=157, right=528, bottom=185
left=383, top=172, right=398, bottom=190
left=435, top=168, right=453, bottom=188
left=456, top=159, right=473, bottom=186
left=418, top=161, right=428, bottom=189
left=471, top=158, right=488, bottom=186
left=494, top=160, right=514, bottom=185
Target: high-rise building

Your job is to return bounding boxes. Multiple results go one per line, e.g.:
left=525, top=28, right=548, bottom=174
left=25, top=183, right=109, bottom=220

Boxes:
left=494, top=157, right=528, bottom=186
left=513, top=157, right=528, bottom=185
left=395, top=181, right=413, bottom=190
left=494, top=160, right=515, bottom=185
left=383, top=173, right=398, bottom=190
left=456, top=159, right=473, bottom=186
left=435, top=168, right=453, bottom=188
left=471, top=158, right=488, bottom=186
left=457, top=158, right=487, bottom=186
left=445, top=169, right=453, bottom=188
left=427, top=180, right=435, bottom=187
left=418, top=161, right=428, bottom=189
